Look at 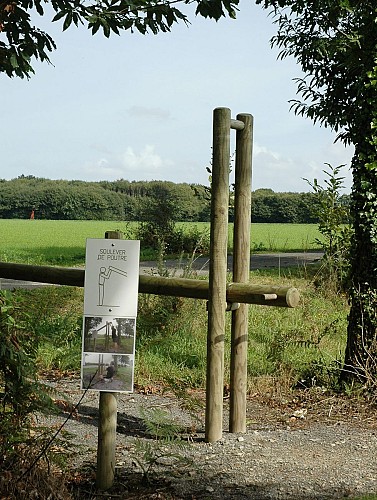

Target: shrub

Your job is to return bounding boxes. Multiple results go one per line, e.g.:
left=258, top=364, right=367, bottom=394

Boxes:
left=305, top=163, right=352, bottom=292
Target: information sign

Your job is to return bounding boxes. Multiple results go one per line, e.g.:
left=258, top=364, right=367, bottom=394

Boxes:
left=81, top=239, right=140, bottom=393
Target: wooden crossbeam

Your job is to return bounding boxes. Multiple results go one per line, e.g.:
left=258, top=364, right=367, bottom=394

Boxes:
left=0, top=261, right=300, bottom=308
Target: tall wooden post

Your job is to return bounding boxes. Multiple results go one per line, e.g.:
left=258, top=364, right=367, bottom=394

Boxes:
left=96, top=230, right=122, bottom=490
left=230, top=114, right=253, bottom=433
left=205, top=107, right=231, bottom=443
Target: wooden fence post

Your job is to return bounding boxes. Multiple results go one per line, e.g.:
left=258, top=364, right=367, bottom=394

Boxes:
left=96, top=230, right=122, bottom=490
left=205, top=107, right=231, bottom=443
left=230, top=113, right=253, bottom=433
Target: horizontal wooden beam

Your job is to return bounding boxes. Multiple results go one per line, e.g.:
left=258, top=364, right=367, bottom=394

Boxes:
left=0, top=261, right=300, bottom=308
left=230, top=119, right=245, bottom=131
left=0, top=262, right=84, bottom=287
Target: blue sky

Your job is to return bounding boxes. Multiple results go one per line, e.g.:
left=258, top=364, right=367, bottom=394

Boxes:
left=0, top=1, right=354, bottom=192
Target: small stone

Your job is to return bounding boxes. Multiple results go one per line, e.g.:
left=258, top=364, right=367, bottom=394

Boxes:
left=291, top=408, right=307, bottom=419
left=237, top=436, right=245, bottom=442
left=206, top=487, right=215, bottom=493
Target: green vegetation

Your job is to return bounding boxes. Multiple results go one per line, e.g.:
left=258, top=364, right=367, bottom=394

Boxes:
left=0, top=177, right=212, bottom=222
left=136, top=268, right=348, bottom=391
left=0, top=219, right=322, bottom=265
left=258, top=0, right=377, bottom=385
left=0, top=289, right=74, bottom=498
left=1, top=265, right=349, bottom=395
left=0, top=221, right=347, bottom=395
left=0, top=176, right=346, bottom=225
left=305, top=163, right=352, bottom=293
left=228, top=223, right=321, bottom=253
left=1, top=0, right=238, bottom=79
left=0, top=219, right=131, bottom=265
left=0, top=223, right=356, bottom=498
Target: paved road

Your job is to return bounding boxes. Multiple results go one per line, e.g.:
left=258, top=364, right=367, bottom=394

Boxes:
left=0, top=252, right=323, bottom=290
left=140, top=251, right=323, bottom=276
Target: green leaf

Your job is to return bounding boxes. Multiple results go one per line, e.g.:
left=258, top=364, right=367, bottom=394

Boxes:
left=52, top=10, right=67, bottom=22
left=63, top=11, right=73, bottom=31
left=34, top=0, right=44, bottom=16
left=10, top=53, right=19, bottom=69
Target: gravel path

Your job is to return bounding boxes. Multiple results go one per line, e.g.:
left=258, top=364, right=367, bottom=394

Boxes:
left=41, top=377, right=377, bottom=499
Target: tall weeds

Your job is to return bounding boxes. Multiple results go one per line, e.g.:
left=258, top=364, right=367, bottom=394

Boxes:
left=0, top=290, right=72, bottom=498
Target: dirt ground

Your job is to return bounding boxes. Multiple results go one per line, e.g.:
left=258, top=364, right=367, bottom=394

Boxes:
left=39, top=375, right=377, bottom=500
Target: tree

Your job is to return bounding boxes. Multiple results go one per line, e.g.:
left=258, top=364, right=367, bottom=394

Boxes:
left=0, top=0, right=238, bottom=78
left=256, top=0, right=377, bottom=382
left=137, top=181, right=179, bottom=249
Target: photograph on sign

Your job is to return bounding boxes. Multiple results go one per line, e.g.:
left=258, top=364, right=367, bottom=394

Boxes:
left=81, top=352, right=134, bottom=393
left=83, top=316, right=136, bottom=354
left=83, top=239, right=140, bottom=317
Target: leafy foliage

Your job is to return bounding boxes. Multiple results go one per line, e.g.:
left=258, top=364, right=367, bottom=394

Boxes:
left=257, top=0, right=377, bottom=384
left=305, top=163, right=352, bottom=291
left=0, top=175, right=345, bottom=223
left=257, top=0, right=377, bottom=144
left=251, top=188, right=320, bottom=223
left=0, top=0, right=239, bottom=78
left=0, top=290, right=56, bottom=479
left=133, top=407, right=191, bottom=483
left=0, top=291, right=48, bottom=420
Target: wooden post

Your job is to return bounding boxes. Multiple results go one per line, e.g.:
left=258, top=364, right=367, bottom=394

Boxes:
left=96, top=391, right=118, bottom=490
left=230, top=113, right=253, bottom=433
left=96, top=230, right=122, bottom=490
left=205, top=107, right=231, bottom=443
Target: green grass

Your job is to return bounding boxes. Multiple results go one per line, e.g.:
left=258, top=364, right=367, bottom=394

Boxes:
left=135, top=268, right=348, bottom=391
left=177, top=222, right=321, bottom=252
left=20, top=267, right=347, bottom=393
left=1, top=218, right=344, bottom=394
left=244, top=223, right=321, bottom=252
left=351, top=497, right=377, bottom=500
left=0, top=219, right=321, bottom=266
left=0, top=219, right=134, bottom=265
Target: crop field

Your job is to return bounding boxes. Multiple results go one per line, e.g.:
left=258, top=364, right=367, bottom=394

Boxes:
left=0, top=219, right=321, bottom=265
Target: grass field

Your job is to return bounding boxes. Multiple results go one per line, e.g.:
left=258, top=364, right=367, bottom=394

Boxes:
left=0, top=219, right=321, bottom=265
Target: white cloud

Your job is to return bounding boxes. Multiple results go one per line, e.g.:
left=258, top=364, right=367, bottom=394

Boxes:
left=253, top=144, right=299, bottom=191
left=82, top=145, right=175, bottom=181
left=122, top=145, right=166, bottom=171
left=82, top=158, right=124, bottom=180
left=252, top=141, right=353, bottom=193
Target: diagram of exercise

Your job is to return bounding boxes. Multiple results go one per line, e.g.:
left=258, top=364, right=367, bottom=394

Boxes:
left=98, top=266, right=128, bottom=306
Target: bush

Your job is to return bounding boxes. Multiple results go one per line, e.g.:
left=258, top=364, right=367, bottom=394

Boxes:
left=306, top=163, right=352, bottom=292
left=0, top=290, right=66, bottom=496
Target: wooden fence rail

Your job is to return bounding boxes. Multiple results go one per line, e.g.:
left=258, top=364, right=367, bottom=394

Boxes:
left=0, top=261, right=300, bottom=308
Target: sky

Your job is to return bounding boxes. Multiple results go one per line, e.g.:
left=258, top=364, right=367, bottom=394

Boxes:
left=0, top=1, right=354, bottom=192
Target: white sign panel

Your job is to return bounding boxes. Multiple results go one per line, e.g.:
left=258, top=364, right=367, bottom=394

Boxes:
left=81, top=239, right=140, bottom=393
left=83, top=239, right=140, bottom=316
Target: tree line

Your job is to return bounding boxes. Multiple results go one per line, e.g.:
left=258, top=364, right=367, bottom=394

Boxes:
left=0, top=175, right=350, bottom=223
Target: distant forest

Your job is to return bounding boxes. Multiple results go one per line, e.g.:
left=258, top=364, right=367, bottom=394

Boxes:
left=0, top=175, right=350, bottom=223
